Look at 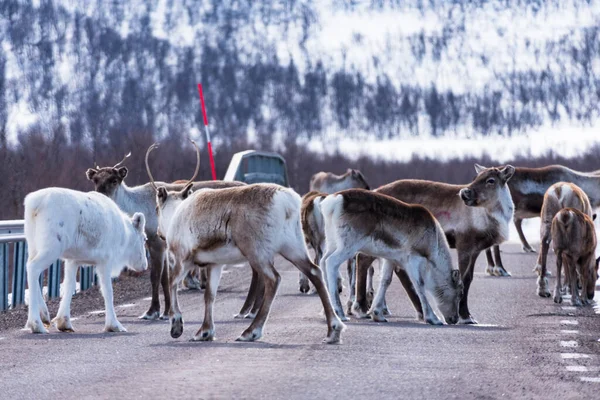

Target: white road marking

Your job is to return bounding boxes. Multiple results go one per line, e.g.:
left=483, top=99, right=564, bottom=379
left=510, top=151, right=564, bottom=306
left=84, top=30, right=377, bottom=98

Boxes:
left=566, top=366, right=588, bottom=372
left=89, top=310, right=105, bottom=315
left=560, top=320, right=579, bottom=325
left=561, top=330, right=579, bottom=334
left=561, top=306, right=577, bottom=311
left=0, top=337, right=6, bottom=341
left=560, top=341, right=578, bottom=348
left=561, top=353, right=591, bottom=359
left=71, top=318, right=78, bottom=321
left=118, top=303, right=136, bottom=308
left=143, top=297, right=152, bottom=301
left=580, top=377, right=600, bottom=383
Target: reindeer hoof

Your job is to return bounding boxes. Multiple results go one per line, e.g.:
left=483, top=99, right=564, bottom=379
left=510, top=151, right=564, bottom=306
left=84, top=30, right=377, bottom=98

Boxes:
left=369, top=309, right=388, bottom=323
left=52, top=316, right=75, bottom=332
left=299, top=282, right=310, bottom=294
left=351, top=301, right=370, bottom=319
left=191, top=329, right=215, bottom=341
left=571, top=298, right=583, bottom=307
left=170, top=315, right=184, bottom=339
left=139, top=310, right=160, bottom=320
left=159, top=312, right=170, bottom=320
left=105, top=323, right=127, bottom=333
left=493, top=267, right=511, bottom=277
left=425, top=316, right=444, bottom=325
left=458, top=316, right=478, bottom=324
left=236, top=328, right=263, bottom=342
left=523, top=245, right=536, bottom=253
left=416, top=312, right=424, bottom=321
left=182, top=275, right=201, bottom=290
left=382, top=306, right=391, bottom=316
left=40, top=310, right=51, bottom=326
left=485, top=266, right=495, bottom=276
left=26, top=319, right=49, bottom=334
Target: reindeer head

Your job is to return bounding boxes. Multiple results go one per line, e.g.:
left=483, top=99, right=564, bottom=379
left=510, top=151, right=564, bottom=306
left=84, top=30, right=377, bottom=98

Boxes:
left=145, top=140, right=200, bottom=240
left=346, top=169, right=370, bottom=190
left=587, top=256, right=600, bottom=300
left=459, top=164, right=515, bottom=207
left=126, top=212, right=149, bottom=272
left=86, top=153, right=131, bottom=198
left=434, top=269, right=463, bottom=325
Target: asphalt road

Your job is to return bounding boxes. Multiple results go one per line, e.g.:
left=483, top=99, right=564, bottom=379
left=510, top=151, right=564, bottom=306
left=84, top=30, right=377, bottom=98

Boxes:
left=1, top=243, right=599, bottom=400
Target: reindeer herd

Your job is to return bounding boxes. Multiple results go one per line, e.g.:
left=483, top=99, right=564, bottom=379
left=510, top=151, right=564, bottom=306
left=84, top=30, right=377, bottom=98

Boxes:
left=21, top=142, right=600, bottom=344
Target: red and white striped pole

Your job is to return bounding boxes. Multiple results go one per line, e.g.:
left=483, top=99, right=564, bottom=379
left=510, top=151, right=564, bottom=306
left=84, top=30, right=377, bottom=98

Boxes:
left=197, top=83, right=217, bottom=180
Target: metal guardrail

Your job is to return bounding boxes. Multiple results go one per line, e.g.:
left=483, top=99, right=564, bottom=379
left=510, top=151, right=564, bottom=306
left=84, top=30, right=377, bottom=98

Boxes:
left=0, top=220, right=96, bottom=311
left=224, top=150, right=290, bottom=187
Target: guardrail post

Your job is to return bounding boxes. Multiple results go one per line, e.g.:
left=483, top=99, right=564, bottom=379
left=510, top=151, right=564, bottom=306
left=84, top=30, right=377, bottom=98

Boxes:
left=48, top=260, right=62, bottom=299
left=11, top=241, right=27, bottom=308
left=80, top=266, right=94, bottom=291
left=1, top=243, right=8, bottom=311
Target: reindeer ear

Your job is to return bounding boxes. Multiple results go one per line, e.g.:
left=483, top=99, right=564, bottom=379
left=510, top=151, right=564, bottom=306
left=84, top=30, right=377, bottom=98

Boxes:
left=593, top=214, right=597, bottom=221
left=474, top=164, right=487, bottom=174
left=157, top=187, right=168, bottom=204
left=115, top=167, right=128, bottom=179
left=500, top=165, right=515, bottom=182
left=132, top=212, right=146, bottom=233
left=451, top=269, right=461, bottom=284
left=182, top=183, right=194, bottom=200
left=86, top=168, right=97, bottom=180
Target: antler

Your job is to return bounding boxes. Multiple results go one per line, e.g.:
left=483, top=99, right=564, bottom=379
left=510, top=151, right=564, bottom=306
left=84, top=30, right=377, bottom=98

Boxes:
left=145, top=143, right=160, bottom=191
left=113, top=152, right=131, bottom=168
left=186, top=139, right=201, bottom=185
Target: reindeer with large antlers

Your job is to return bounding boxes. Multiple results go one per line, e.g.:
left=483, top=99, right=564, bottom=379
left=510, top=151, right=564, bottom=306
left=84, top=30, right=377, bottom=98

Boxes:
left=86, top=141, right=245, bottom=320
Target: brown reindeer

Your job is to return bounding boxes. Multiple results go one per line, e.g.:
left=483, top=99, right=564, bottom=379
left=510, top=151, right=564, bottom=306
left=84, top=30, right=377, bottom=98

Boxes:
left=551, top=208, right=598, bottom=306
left=535, top=182, right=594, bottom=297
left=482, top=165, right=600, bottom=277
left=353, top=165, right=515, bottom=324
left=299, top=169, right=374, bottom=301
left=86, top=144, right=244, bottom=320
left=320, top=189, right=463, bottom=324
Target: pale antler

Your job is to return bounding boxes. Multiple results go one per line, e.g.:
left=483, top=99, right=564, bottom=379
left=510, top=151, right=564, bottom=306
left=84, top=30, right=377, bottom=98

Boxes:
left=113, top=152, right=131, bottom=168
left=186, top=139, right=201, bottom=185
left=145, top=143, right=160, bottom=192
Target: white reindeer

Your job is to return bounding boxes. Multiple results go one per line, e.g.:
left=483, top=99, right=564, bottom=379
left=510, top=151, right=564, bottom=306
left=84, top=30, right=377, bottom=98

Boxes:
left=24, top=188, right=148, bottom=334
left=320, top=189, right=462, bottom=324
left=158, top=183, right=345, bottom=343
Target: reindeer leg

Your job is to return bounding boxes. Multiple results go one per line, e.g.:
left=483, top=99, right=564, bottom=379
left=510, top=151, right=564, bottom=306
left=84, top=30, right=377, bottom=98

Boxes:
left=353, top=254, right=377, bottom=318
left=160, top=256, right=172, bottom=320
left=169, top=259, right=189, bottom=339
left=52, top=260, right=77, bottom=332
left=346, top=255, right=357, bottom=315
left=140, top=236, right=164, bottom=320
left=458, top=250, right=478, bottom=324
left=234, top=268, right=259, bottom=319
left=96, top=266, right=126, bottom=333
left=515, top=218, right=536, bottom=253
left=281, top=246, right=345, bottom=344
left=536, top=227, right=552, bottom=297
left=568, top=255, right=582, bottom=307
left=369, top=259, right=394, bottom=322
left=485, top=248, right=495, bottom=276
left=237, top=258, right=280, bottom=342
left=192, top=265, right=223, bottom=341
left=553, top=251, right=563, bottom=304
left=405, top=257, right=443, bottom=325
left=492, top=245, right=511, bottom=277
left=323, top=247, right=360, bottom=321
left=25, top=252, right=54, bottom=334
left=394, top=265, right=423, bottom=321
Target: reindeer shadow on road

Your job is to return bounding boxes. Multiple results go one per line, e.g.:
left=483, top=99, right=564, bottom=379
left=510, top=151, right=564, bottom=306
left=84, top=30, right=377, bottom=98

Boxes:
left=150, top=340, right=305, bottom=350
left=17, top=331, right=140, bottom=340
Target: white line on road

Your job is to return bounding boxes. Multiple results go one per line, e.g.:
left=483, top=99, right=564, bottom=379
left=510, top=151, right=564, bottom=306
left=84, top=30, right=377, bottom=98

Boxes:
left=561, top=353, right=591, bottom=359
left=561, top=306, right=577, bottom=311
left=0, top=337, right=5, bottom=341
left=89, top=310, right=105, bottom=315
left=560, top=341, right=579, bottom=348
left=118, top=304, right=136, bottom=308
left=580, top=377, right=600, bottom=383
left=143, top=297, right=152, bottom=301
left=566, top=366, right=588, bottom=372
left=560, top=320, right=579, bottom=325
left=561, top=330, right=579, bottom=334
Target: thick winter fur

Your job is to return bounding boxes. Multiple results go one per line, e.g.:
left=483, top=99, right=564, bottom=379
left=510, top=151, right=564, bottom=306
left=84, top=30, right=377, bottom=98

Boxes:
left=353, top=165, right=515, bottom=324
left=484, top=165, right=600, bottom=274
left=535, top=182, right=594, bottom=297
left=300, top=168, right=374, bottom=302
left=320, top=190, right=463, bottom=324
left=86, top=165, right=243, bottom=320
left=24, top=188, right=148, bottom=334
left=551, top=208, right=598, bottom=306
left=163, top=183, right=345, bottom=343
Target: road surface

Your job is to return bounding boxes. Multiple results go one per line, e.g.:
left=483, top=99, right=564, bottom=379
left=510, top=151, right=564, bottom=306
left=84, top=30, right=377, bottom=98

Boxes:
left=1, top=243, right=599, bottom=399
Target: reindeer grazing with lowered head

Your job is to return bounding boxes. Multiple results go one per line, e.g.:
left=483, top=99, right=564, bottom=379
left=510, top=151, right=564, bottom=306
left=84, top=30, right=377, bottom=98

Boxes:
left=534, top=182, right=595, bottom=298
left=299, top=168, right=374, bottom=303
left=353, top=165, right=515, bottom=324
left=551, top=208, right=599, bottom=306
left=157, top=182, right=345, bottom=343
left=320, top=189, right=463, bottom=325
left=481, top=165, right=600, bottom=277
left=24, top=187, right=148, bottom=333
left=86, top=143, right=244, bottom=320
